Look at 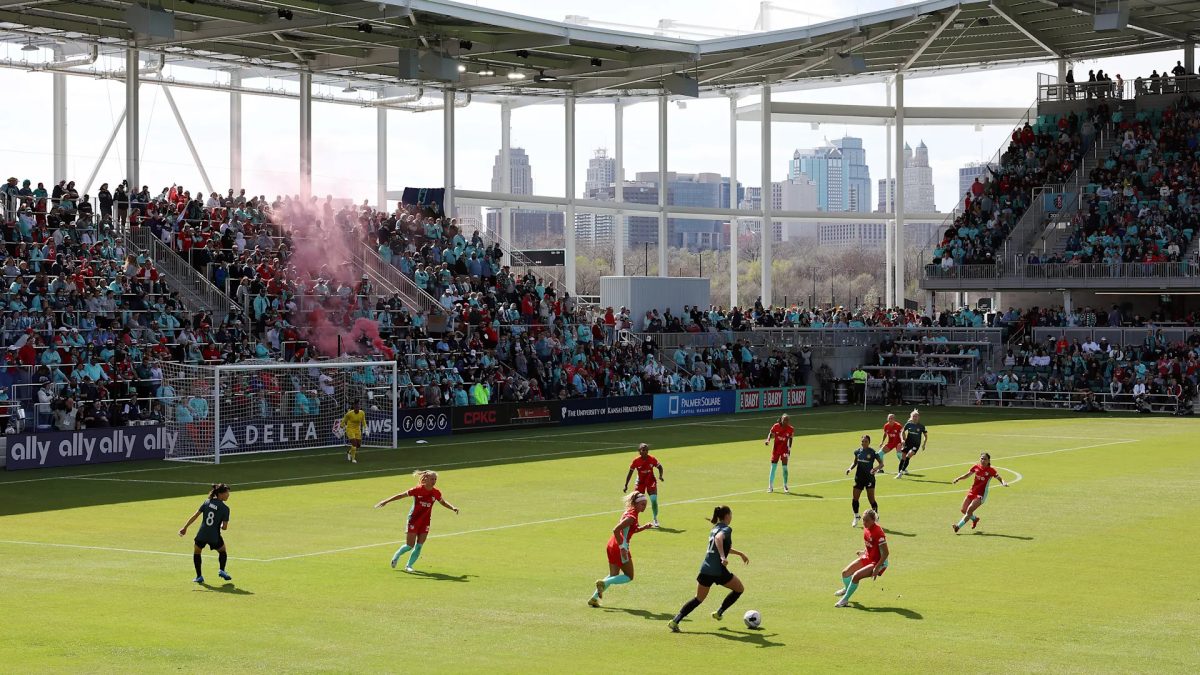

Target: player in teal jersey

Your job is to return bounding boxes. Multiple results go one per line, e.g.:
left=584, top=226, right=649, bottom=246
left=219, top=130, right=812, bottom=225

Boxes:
left=667, top=505, right=749, bottom=632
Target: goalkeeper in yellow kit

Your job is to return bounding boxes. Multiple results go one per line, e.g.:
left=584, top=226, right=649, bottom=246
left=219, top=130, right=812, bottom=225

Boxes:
left=341, top=400, right=367, bottom=464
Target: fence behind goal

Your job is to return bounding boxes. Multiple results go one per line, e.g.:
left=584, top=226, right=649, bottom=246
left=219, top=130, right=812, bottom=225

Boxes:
left=161, top=359, right=398, bottom=463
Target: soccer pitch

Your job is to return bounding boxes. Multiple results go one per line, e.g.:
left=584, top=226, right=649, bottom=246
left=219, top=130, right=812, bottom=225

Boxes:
left=2, top=408, right=1197, bottom=673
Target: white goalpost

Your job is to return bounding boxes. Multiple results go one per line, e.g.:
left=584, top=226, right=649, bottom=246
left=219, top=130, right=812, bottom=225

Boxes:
left=160, top=359, right=399, bottom=463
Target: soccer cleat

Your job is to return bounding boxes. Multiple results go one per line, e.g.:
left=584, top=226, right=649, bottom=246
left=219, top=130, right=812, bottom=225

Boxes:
left=952, top=523, right=961, bottom=533
left=595, top=579, right=606, bottom=599
left=711, top=610, right=723, bottom=621
left=193, top=576, right=204, bottom=584
left=834, top=598, right=850, bottom=608
left=351, top=458, right=358, bottom=464
left=404, top=566, right=414, bottom=573
left=588, top=597, right=600, bottom=608
left=390, top=555, right=400, bottom=569
left=851, top=515, right=861, bottom=527
left=652, top=519, right=659, bottom=528
left=894, top=471, right=903, bottom=479
left=834, top=588, right=846, bottom=597
left=218, top=570, right=231, bottom=581
left=783, top=485, right=790, bottom=493
left=971, top=517, right=980, bottom=530
left=346, top=452, right=352, bottom=462
left=667, top=620, right=680, bottom=632
left=767, top=486, right=774, bottom=493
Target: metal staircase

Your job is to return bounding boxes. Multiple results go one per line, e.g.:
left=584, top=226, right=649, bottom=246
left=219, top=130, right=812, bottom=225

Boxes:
left=127, top=227, right=237, bottom=318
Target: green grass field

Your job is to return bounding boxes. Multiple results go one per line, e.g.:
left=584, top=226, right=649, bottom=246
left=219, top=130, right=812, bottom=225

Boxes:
left=2, top=408, right=1198, bottom=673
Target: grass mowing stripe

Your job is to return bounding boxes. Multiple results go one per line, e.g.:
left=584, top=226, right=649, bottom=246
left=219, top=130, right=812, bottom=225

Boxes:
left=0, top=539, right=269, bottom=562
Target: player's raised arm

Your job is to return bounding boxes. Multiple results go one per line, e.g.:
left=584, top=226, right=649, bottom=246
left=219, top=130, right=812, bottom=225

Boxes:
left=178, top=509, right=201, bottom=536
left=437, top=496, right=460, bottom=514
left=623, top=467, right=634, bottom=492
left=375, top=492, right=410, bottom=508
left=873, top=541, right=889, bottom=576
left=952, top=468, right=974, bottom=483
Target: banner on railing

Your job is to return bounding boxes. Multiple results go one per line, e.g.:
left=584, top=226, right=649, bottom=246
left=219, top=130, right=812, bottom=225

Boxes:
left=735, top=386, right=812, bottom=413
left=6, top=424, right=174, bottom=470
left=450, top=402, right=561, bottom=433
left=1042, top=191, right=1076, bottom=213
left=559, top=395, right=654, bottom=426
left=652, top=391, right=736, bottom=419
left=401, top=187, right=445, bottom=216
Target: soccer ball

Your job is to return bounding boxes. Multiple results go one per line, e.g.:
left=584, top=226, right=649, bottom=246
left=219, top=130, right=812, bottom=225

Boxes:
left=743, top=610, right=761, bottom=629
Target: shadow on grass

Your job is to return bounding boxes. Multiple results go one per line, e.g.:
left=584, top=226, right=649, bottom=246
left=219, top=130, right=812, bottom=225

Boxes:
left=650, top=526, right=687, bottom=534
left=901, top=478, right=952, bottom=485
left=601, top=606, right=676, bottom=621
left=0, top=406, right=1120, bottom=515
left=784, top=492, right=824, bottom=499
left=882, top=528, right=916, bottom=537
left=196, top=582, right=254, bottom=595
left=688, top=626, right=785, bottom=648
left=851, top=604, right=922, bottom=619
left=403, top=570, right=475, bottom=582
left=971, top=532, right=1034, bottom=541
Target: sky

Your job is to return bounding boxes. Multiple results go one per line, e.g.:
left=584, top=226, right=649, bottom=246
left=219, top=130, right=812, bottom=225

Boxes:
left=0, top=0, right=1189, bottom=214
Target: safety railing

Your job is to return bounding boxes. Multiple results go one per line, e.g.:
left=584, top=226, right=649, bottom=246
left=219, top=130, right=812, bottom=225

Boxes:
left=965, top=388, right=1193, bottom=415
left=126, top=227, right=238, bottom=316
left=1022, top=261, right=1199, bottom=280
left=1038, top=74, right=1200, bottom=103
left=1030, top=325, right=1198, bottom=345
left=355, top=242, right=444, bottom=317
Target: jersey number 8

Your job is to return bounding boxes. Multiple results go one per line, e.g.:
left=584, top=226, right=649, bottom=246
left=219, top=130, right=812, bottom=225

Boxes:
left=205, top=511, right=215, bottom=526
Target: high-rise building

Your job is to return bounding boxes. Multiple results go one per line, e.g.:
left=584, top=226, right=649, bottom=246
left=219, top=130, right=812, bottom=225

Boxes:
left=958, top=161, right=994, bottom=202
left=486, top=147, right=562, bottom=246
left=491, top=147, right=534, bottom=195
left=576, top=149, right=618, bottom=249
left=876, top=141, right=936, bottom=213
left=788, top=136, right=871, bottom=214
left=591, top=172, right=739, bottom=250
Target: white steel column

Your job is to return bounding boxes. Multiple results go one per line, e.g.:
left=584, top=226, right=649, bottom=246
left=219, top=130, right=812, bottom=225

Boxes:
left=125, top=46, right=140, bottom=190
left=760, top=82, right=773, bottom=307
left=52, top=72, right=67, bottom=183
left=729, top=94, right=739, bottom=308
left=443, top=89, right=456, bottom=220
left=564, top=95, right=577, bottom=294
left=500, top=100, right=512, bottom=266
left=614, top=99, right=625, bottom=276
left=1062, top=290, right=1073, bottom=317
left=893, top=73, right=905, bottom=309
left=376, top=108, right=387, bottom=210
left=657, top=92, right=668, bottom=277
left=299, top=71, right=312, bottom=201
left=884, top=81, right=894, bottom=308
left=161, top=85, right=215, bottom=196
left=230, top=70, right=242, bottom=192
left=1187, top=41, right=1196, bottom=75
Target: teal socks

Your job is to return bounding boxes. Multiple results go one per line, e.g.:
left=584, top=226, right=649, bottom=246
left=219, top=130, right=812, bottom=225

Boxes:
left=603, top=573, right=631, bottom=589
left=649, top=493, right=659, bottom=520
left=782, top=465, right=789, bottom=485
left=842, top=581, right=860, bottom=603
left=391, top=544, right=413, bottom=564
left=408, top=543, right=423, bottom=567
left=769, top=463, right=778, bottom=486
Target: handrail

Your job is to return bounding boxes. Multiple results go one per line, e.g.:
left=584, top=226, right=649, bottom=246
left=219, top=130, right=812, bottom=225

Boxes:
left=126, top=227, right=237, bottom=316
left=355, top=242, right=445, bottom=316
left=1038, top=73, right=1200, bottom=103
left=923, top=260, right=1199, bottom=281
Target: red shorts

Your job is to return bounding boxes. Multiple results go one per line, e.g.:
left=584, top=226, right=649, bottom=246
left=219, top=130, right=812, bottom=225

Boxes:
left=637, top=482, right=657, bottom=495
left=406, top=520, right=430, bottom=536
left=858, top=556, right=887, bottom=576
left=882, top=440, right=901, bottom=451
left=966, top=491, right=985, bottom=502
left=606, top=540, right=631, bottom=566
left=771, top=449, right=790, bottom=463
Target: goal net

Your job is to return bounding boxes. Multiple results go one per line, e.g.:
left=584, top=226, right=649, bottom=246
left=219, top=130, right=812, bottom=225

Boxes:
left=160, top=359, right=398, bottom=463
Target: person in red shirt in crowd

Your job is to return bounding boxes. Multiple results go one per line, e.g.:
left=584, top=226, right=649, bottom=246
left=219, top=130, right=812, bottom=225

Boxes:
left=624, top=443, right=665, bottom=527
left=375, top=470, right=459, bottom=573
left=951, top=452, right=1009, bottom=532
left=764, top=413, right=794, bottom=493
left=834, top=509, right=889, bottom=608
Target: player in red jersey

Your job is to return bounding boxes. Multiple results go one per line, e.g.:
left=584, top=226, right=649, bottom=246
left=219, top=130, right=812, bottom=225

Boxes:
left=589, top=491, right=653, bottom=607
left=763, top=413, right=794, bottom=493
left=834, top=509, right=889, bottom=607
left=375, top=470, right=460, bottom=572
left=951, top=452, right=1009, bottom=532
left=624, top=443, right=665, bottom=527
left=879, top=413, right=903, bottom=473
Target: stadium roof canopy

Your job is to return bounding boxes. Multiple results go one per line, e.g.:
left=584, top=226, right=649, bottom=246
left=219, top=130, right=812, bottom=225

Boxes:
left=1, top=0, right=1197, bottom=98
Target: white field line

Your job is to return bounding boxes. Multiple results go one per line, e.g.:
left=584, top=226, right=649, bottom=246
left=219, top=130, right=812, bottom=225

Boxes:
left=64, top=477, right=212, bottom=486
left=0, top=439, right=1113, bottom=564
left=0, top=539, right=268, bottom=562
left=726, top=466, right=1024, bottom=503
left=0, top=410, right=860, bottom=485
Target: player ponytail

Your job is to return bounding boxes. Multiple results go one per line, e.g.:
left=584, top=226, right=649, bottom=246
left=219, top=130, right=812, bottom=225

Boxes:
left=863, top=508, right=878, bottom=524
left=709, top=505, right=732, bottom=524
left=910, top=408, right=920, bottom=420
left=413, top=470, right=438, bottom=483
left=623, top=491, right=648, bottom=508
left=208, top=483, right=229, bottom=499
